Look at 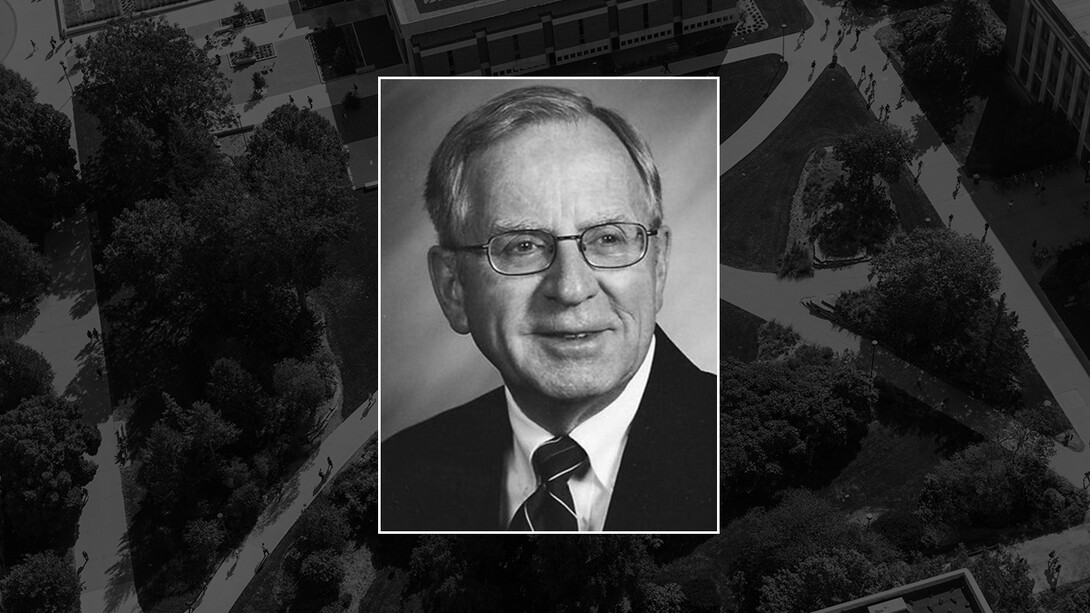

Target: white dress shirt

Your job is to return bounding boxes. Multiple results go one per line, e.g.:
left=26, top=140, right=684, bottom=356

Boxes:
left=501, top=337, right=656, bottom=531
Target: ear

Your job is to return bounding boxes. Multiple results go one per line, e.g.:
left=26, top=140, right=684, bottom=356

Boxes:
left=652, top=225, right=671, bottom=314
left=428, top=246, right=471, bottom=335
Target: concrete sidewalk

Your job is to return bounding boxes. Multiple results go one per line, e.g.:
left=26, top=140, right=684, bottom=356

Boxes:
left=15, top=211, right=142, bottom=613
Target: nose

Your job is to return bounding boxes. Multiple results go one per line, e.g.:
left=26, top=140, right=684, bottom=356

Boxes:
left=541, top=239, right=598, bottom=306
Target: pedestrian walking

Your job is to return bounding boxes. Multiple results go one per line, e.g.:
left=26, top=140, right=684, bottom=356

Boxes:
left=914, top=377, right=922, bottom=390
left=939, top=398, right=948, bottom=410
left=87, top=330, right=93, bottom=340
left=917, top=159, right=923, bottom=174
left=883, top=56, right=889, bottom=70
left=327, top=456, right=333, bottom=470
left=824, top=17, right=830, bottom=31
left=82, top=550, right=89, bottom=562
left=868, top=71, right=873, bottom=83
left=1008, top=199, right=1014, bottom=212
left=855, top=27, right=861, bottom=42
left=289, top=94, right=295, bottom=105
left=884, top=103, right=890, bottom=116
left=860, top=65, right=866, bottom=78
left=307, top=95, right=314, bottom=108
left=95, top=367, right=103, bottom=379
left=262, top=543, right=269, bottom=558
left=50, top=36, right=57, bottom=51
left=93, top=328, right=100, bottom=340
left=837, top=28, right=842, bottom=39
left=30, top=40, right=37, bottom=54
left=661, top=59, right=671, bottom=74
left=353, top=83, right=359, bottom=93
left=948, top=213, right=953, bottom=227
left=811, top=59, right=816, bottom=70
left=1032, top=239, right=1038, bottom=250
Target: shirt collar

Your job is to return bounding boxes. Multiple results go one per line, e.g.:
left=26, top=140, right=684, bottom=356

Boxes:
left=506, top=336, right=657, bottom=490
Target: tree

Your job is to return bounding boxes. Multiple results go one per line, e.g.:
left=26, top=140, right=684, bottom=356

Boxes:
left=0, top=219, right=50, bottom=314
left=183, top=517, right=226, bottom=563
left=330, top=438, right=377, bottom=547
left=718, top=490, right=903, bottom=612
left=206, top=358, right=273, bottom=440
left=757, top=548, right=904, bottom=613
left=944, top=0, right=1004, bottom=70
left=296, top=549, right=345, bottom=599
left=76, top=16, right=232, bottom=217
left=0, top=64, right=37, bottom=101
left=810, top=178, right=899, bottom=256
left=721, top=346, right=877, bottom=512
left=833, top=123, right=915, bottom=188
left=76, top=16, right=232, bottom=139
left=246, top=104, right=347, bottom=168
left=0, top=551, right=80, bottom=613
left=0, top=79, right=80, bottom=240
left=273, top=357, right=335, bottom=433
left=0, top=338, right=54, bottom=414
left=139, top=394, right=239, bottom=510
left=868, top=228, right=1000, bottom=356
left=294, top=500, right=349, bottom=555
left=917, top=441, right=1087, bottom=536
left=0, top=395, right=100, bottom=545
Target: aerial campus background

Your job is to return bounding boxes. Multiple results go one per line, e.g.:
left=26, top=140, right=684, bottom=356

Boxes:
left=2, top=0, right=1090, bottom=610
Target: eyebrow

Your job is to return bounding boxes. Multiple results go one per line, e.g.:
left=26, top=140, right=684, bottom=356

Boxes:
left=486, top=213, right=639, bottom=236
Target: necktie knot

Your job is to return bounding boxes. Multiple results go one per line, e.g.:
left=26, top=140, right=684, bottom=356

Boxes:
left=532, top=435, right=588, bottom=486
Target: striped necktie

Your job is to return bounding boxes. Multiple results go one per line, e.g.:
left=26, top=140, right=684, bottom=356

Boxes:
left=508, top=435, right=588, bottom=531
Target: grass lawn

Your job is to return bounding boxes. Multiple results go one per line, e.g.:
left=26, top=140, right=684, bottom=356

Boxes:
left=817, top=383, right=982, bottom=514
left=312, top=188, right=377, bottom=416
left=689, top=54, right=786, bottom=142
left=726, top=0, right=813, bottom=49
left=720, top=65, right=872, bottom=271
left=720, top=300, right=763, bottom=362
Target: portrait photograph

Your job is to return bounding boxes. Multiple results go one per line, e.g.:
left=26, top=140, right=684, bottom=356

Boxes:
left=377, top=77, right=719, bottom=533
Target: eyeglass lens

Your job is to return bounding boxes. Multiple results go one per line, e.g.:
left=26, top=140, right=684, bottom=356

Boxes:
left=487, top=223, right=649, bottom=275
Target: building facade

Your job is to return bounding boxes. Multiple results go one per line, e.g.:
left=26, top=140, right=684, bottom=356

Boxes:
left=813, top=569, right=993, bottom=613
left=1005, top=0, right=1090, bottom=163
left=383, top=0, right=740, bottom=75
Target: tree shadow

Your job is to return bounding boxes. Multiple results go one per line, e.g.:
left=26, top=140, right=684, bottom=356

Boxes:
left=104, top=530, right=138, bottom=613
left=64, top=339, right=112, bottom=424
left=255, top=459, right=305, bottom=531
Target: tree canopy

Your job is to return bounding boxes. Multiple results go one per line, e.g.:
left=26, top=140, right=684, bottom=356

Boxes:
left=834, top=123, right=916, bottom=188
left=0, top=70, right=80, bottom=240
left=721, top=341, right=877, bottom=514
left=0, top=338, right=54, bottom=414
left=0, top=551, right=81, bottom=613
left=0, top=394, right=100, bottom=545
left=0, top=219, right=50, bottom=314
left=76, top=16, right=232, bottom=138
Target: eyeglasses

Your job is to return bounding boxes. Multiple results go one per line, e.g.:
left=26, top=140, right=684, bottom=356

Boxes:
left=453, top=222, right=659, bottom=276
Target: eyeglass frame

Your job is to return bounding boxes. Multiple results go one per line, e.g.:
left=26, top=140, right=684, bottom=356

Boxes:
left=449, top=221, right=661, bottom=276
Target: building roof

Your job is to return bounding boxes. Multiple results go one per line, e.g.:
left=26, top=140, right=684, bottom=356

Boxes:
left=391, top=0, right=553, bottom=28
left=1054, top=0, right=1090, bottom=47
left=811, top=569, right=993, bottom=613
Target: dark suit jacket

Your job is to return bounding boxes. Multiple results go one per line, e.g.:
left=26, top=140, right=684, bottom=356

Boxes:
left=380, top=327, right=717, bottom=531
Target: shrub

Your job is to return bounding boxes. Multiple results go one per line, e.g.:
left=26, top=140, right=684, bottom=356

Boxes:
left=341, top=90, right=362, bottom=111
left=778, top=241, right=813, bottom=279
left=241, top=36, right=257, bottom=57
left=252, top=71, right=266, bottom=90
left=756, top=320, right=801, bottom=361
left=297, top=549, right=344, bottom=598
left=332, top=46, right=354, bottom=74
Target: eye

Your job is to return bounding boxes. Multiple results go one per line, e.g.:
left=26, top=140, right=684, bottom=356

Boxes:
left=495, top=232, right=549, bottom=257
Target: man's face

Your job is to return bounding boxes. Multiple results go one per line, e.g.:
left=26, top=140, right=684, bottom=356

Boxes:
left=430, top=118, right=669, bottom=415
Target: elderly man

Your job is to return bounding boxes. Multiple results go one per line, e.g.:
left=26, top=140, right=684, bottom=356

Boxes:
left=381, top=85, right=716, bottom=532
